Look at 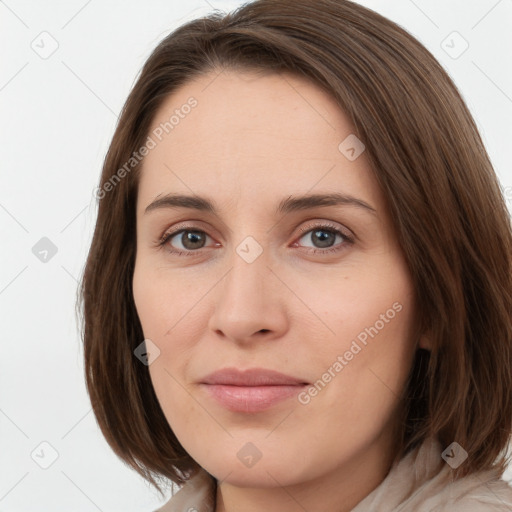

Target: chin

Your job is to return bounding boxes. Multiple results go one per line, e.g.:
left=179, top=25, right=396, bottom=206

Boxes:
left=196, top=446, right=314, bottom=489
left=209, top=463, right=300, bottom=488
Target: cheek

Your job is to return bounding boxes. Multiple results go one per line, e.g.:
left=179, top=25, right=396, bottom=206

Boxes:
left=322, top=297, right=416, bottom=405
left=294, top=261, right=414, bottom=356
left=149, top=362, right=195, bottom=426
left=132, top=263, right=197, bottom=343
left=297, top=260, right=416, bottom=418
left=132, top=265, right=205, bottom=417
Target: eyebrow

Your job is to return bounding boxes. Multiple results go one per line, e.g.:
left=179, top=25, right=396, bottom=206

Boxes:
left=144, top=192, right=377, bottom=216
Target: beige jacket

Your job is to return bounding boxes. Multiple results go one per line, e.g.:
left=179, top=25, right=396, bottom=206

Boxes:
left=155, top=437, right=512, bottom=511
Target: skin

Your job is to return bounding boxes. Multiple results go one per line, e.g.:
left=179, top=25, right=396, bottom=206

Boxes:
left=132, top=68, right=430, bottom=512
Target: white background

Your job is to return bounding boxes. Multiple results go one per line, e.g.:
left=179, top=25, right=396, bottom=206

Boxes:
left=1, top=0, right=511, bottom=510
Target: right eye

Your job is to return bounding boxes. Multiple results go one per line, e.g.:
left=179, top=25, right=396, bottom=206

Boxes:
left=158, top=228, right=219, bottom=256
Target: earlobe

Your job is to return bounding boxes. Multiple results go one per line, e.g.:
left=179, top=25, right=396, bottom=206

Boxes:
left=417, top=333, right=432, bottom=351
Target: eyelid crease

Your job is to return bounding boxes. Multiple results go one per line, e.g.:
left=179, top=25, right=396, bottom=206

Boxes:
left=295, top=220, right=354, bottom=241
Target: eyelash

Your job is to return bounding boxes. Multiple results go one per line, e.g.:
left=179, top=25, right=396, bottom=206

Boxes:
left=156, top=221, right=354, bottom=258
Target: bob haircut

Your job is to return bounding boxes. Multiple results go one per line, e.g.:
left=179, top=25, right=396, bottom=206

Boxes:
left=78, top=0, right=512, bottom=496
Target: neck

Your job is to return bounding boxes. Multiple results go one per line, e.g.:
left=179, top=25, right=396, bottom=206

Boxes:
left=215, top=431, right=398, bottom=512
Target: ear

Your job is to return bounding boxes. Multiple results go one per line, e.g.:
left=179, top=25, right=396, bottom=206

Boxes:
left=417, top=332, right=432, bottom=351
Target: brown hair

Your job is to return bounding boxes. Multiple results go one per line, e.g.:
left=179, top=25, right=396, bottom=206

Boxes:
left=77, top=0, right=512, bottom=495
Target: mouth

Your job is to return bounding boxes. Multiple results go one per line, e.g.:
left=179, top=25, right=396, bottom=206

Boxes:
left=199, top=367, right=309, bottom=413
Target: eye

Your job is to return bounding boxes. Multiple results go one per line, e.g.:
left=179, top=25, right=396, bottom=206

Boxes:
left=293, top=222, right=353, bottom=254
left=158, top=228, right=216, bottom=255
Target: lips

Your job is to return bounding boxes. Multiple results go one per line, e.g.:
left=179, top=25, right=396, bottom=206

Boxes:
left=199, top=367, right=309, bottom=413
left=201, top=367, right=308, bottom=386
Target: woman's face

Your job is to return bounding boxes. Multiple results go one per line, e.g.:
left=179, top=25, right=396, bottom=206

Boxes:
left=133, top=69, right=421, bottom=489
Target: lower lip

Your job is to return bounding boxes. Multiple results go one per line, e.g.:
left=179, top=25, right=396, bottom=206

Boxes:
left=200, top=384, right=307, bottom=413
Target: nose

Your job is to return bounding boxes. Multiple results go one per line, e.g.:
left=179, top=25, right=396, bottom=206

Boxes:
left=207, top=244, right=289, bottom=346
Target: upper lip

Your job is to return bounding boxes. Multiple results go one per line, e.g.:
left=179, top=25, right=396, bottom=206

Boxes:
left=200, top=367, right=309, bottom=386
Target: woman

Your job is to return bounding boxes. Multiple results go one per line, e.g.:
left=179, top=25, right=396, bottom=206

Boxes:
left=78, top=0, right=512, bottom=510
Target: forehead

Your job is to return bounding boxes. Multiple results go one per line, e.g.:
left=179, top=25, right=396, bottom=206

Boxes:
left=137, top=69, right=383, bottom=216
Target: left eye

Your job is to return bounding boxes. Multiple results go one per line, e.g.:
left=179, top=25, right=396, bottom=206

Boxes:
left=296, top=227, right=347, bottom=250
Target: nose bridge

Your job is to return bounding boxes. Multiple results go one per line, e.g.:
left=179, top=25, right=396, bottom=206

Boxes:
left=223, top=210, right=270, bottom=290
left=208, top=232, right=286, bottom=341
left=224, top=234, right=269, bottom=307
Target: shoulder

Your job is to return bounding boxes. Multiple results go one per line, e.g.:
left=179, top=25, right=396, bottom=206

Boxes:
left=352, top=437, right=512, bottom=511
left=429, top=472, right=512, bottom=512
